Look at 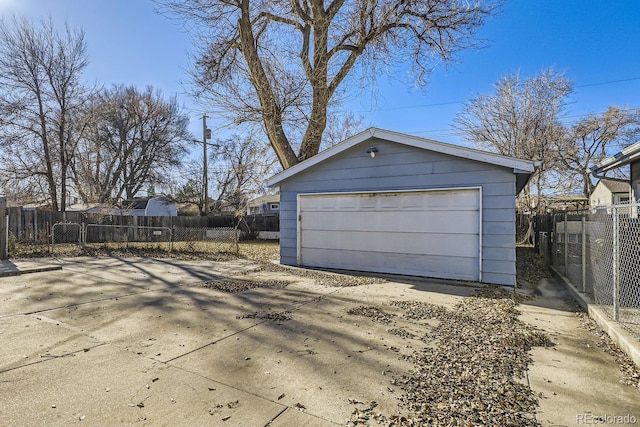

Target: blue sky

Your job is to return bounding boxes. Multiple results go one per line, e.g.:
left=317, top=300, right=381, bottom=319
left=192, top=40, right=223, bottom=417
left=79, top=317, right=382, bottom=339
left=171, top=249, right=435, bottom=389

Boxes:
left=2, top=0, right=639, bottom=148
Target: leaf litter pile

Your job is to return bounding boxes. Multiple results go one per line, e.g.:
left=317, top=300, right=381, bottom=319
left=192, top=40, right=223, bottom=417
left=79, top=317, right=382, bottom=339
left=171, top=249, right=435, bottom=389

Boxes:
left=347, top=286, right=552, bottom=426
left=577, top=312, right=640, bottom=389
left=241, top=260, right=386, bottom=287
left=347, top=306, right=396, bottom=325
left=197, top=278, right=290, bottom=293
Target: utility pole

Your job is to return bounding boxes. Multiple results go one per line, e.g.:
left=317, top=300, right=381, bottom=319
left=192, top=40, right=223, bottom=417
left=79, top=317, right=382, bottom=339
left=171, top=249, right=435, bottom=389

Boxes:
left=202, top=114, right=211, bottom=215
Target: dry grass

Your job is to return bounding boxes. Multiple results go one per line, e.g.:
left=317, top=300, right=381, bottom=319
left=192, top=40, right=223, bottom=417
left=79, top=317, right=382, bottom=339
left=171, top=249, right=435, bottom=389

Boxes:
left=11, top=240, right=280, bottom=262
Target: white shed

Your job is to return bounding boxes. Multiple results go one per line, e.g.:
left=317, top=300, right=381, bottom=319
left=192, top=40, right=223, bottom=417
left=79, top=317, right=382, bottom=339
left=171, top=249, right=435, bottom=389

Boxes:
left=122, top=197, right=177, bottom=216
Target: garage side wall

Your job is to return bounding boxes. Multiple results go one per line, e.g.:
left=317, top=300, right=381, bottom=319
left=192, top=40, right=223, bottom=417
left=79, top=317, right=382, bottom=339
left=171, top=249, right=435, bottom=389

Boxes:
left=278, top=139, right=517, bottom=286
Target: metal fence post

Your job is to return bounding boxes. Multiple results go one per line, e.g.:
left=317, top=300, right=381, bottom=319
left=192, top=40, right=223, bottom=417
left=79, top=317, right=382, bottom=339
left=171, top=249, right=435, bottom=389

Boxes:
left=581, top=213, right=586, bottom=292
left=50, top=223, right=54, bottom=255
left=551, top=213, right=557, bottom=265
left=564, top=212, right=569, bottom=275
left=169, top=225, right=174, bottom=252
left=0, top=197, right=7, bottom=260
left=612, top=206, right=620, bottom=321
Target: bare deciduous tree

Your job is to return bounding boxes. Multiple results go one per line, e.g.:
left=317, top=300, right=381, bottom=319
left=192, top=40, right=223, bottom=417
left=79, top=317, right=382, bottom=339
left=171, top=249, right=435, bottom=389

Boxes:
left=210, top=134, right=279, bottom=214
left=72, top=85, right=191, bottom=204
left=159, top=0, right=500, bottom=169
left=170, top=159, right=207, bottom=215
left=454, top=68, right=573, bottom=213
left=558, top=106, right=639, bottom=197
left=322, top=111, right=365, bottom=149
left=0, top=16, right=91, bottom=211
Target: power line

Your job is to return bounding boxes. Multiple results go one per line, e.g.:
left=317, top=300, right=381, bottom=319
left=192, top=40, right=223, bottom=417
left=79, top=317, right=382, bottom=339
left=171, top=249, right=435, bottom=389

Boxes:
left=575, top=77, right=640, bottom=88
left=402, top=107, right=640, bottom=138
left=356, top=76, right=640, bottom=114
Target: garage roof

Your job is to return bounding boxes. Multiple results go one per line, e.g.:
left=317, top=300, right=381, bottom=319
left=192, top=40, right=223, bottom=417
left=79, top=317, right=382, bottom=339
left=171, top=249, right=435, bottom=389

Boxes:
left=267, top=128, right=538, bottom=193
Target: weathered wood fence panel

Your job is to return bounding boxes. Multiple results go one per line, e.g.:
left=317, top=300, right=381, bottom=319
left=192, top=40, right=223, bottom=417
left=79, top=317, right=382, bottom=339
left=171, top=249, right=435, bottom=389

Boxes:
left=7, top=208, right=279, bottom=244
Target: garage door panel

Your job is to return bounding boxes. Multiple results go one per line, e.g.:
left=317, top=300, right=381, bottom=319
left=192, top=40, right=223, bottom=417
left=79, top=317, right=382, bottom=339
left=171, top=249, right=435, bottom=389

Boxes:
left=301, top=230, right=479, bottom=258
left=300, top=189, right=479, bottom=212
left=301, top=210, right=479, bottom=234
left=300, top=248, right=478, bottom=281
left=299, top=189, right=481, bottom=281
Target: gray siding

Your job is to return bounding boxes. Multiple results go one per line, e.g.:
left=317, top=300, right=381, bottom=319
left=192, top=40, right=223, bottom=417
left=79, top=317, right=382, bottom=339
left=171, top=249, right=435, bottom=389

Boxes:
left=277, top=138, right=518, bottom=286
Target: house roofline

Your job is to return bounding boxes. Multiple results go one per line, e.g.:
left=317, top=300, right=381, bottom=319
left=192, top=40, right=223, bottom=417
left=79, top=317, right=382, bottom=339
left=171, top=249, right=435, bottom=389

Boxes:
left=267, top=128, right=537, bottom=187
left=590, top=140, right=640, bottom=175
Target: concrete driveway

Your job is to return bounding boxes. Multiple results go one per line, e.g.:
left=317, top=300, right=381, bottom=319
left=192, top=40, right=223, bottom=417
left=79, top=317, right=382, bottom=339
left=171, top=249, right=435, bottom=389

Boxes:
left=0, top=257, right=473, bottom=426
left=1, top=256, right=638, bottom=426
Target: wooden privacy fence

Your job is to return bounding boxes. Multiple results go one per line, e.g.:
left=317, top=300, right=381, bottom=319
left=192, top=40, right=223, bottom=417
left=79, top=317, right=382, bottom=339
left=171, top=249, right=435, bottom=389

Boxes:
left=7, top=208, right=279, bottom=245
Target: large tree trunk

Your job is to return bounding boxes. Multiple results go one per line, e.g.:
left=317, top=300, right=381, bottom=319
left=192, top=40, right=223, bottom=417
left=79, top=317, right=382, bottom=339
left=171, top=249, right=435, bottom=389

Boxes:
left=238, top=0, right=298, bottom=169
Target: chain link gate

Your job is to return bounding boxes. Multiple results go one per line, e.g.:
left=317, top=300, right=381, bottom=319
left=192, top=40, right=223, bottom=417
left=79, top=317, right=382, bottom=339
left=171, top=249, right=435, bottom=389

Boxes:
left=171, top=226, right=239, bottom=254
left=50, top=222, right=83, bottom=255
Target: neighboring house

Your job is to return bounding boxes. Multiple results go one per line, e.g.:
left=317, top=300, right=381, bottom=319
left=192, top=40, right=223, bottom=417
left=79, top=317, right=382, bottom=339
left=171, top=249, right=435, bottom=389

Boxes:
left=247, top=194, right=280, bottom=215
left=589, top=179, right=633, bottom=207
left=67, top=197, right=178, bottom=216
left=121, top=197, right=177, bottom=216
left=66, top=203, right=121, bottom=215
left=267, top=128, right=536, bottom=287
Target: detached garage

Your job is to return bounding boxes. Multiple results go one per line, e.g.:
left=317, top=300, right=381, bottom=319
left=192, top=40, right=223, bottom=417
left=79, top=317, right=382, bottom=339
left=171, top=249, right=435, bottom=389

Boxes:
left=267, top=128, right=536, bottom=286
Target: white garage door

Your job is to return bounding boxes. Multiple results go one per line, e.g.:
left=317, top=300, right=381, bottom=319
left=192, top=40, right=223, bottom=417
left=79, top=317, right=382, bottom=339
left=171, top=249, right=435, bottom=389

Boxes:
left=298, top=188, right=481, bottom=281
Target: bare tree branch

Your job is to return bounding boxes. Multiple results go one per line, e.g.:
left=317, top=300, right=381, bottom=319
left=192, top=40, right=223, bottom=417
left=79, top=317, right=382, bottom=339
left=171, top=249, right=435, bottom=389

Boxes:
left=0, top=16, right=91, bottom=211
left=159, top=0, right=500, bottom=168
left=71, top=85, right=191, bottom=204
left=454, top=68, right=573, bottom=213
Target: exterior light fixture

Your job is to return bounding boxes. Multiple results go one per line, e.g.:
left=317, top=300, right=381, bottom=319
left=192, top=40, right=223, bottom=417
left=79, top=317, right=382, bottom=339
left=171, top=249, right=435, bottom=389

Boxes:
left=366, top=146, right=379, bottom=158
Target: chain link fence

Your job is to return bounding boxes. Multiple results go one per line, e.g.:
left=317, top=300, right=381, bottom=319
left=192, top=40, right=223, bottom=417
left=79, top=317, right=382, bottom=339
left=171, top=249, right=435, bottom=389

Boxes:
left=171, top=227, right=239, bottom=254
left=4, top=210, right=277, bottom=257
left=48, top=223, right=240, bottom=255
left=83, top=224, right=173, bottom=251
left=51, top=223, right=82, bottom=255
left=541, top=203, right=640, bottom=339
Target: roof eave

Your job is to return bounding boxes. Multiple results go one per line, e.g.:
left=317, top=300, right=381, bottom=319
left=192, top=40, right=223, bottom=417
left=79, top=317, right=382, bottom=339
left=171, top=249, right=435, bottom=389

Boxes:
left=591, top=140, right=640, bottom=175
left=267, top=128, right=537, bottom=187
